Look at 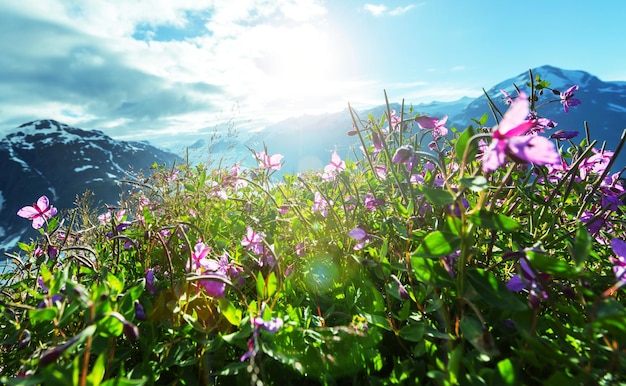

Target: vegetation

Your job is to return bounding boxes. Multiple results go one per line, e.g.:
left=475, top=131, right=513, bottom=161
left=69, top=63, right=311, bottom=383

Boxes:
left=1, top=71, right=625, bottom=385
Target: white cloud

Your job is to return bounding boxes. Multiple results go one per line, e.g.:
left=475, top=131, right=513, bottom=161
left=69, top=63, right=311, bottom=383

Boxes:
left=362, top=3, right=420, bottom=17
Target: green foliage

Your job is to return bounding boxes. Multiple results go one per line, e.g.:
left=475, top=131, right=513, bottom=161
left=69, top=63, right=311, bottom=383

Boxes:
left=1, top=70, right=625, bottom=385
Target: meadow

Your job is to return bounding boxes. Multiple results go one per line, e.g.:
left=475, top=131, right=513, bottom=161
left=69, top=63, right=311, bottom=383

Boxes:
left=1, top=71, right=625, bottom=385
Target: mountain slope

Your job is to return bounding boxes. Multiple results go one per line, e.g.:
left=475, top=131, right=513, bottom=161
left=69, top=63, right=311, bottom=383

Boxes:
left=0, top=119, right=181, bottom=253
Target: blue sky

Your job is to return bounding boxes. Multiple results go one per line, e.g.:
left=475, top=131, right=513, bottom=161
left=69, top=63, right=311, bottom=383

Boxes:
left=1, top=0, right=624, bottom=148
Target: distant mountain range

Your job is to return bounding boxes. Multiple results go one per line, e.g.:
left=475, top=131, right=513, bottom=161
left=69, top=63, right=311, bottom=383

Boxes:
left=206, top=65, right=626, bottom=175
left=2, top=65, right=625, bottom=256
left=0, top=119, right=180, bottom=254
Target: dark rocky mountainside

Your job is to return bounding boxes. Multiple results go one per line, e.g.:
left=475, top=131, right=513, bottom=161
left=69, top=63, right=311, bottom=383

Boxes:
left=0, top=119, right=180, bottom=253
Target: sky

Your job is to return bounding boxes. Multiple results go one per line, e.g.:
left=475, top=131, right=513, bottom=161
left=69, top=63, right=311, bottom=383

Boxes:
left=1, top=0, right=626, bottom=149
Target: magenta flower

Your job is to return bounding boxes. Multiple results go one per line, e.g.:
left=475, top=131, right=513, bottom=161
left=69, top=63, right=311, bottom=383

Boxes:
left=610, top=238, right=626, bottom=286
left=392, top=145, right=414, bottom=164
left=17, top=195, right=57, bottom=229
left=481, top=92, right=560, bottom=172
left=560, top=85, right=581, bottom=113
left=500, top=89, right=513, bottom=105
left=415, top=115, right=448, bottom=140
left=255, top=151, right=283, bottom=171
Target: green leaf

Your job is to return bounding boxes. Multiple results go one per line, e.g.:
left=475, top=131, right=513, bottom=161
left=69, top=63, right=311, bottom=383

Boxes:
left=413, top=231, right=461, bottom=258
left=526, top=250, right=574, bottom=276
left=87, top=353, right=106, bottom=386
left=420, top=186, right=455, bottom=206
left=397, top=322, right=425, bottom=342
left=495, top=358, right=516, bottom=385
left=455, top=126, right=478, bottom=163
left=478, top=112, right=489, bottom=126
left=460, top=316, right=500, bottom=357
left=466, top=269, right=527, bottom=311
left=106, top=272, right=124, bottom=294
left=571, top=224, right=591, bottom=267
left=256, top=271, right=264, bottom=298
left=29, top=307, right=58, bottom=325
left=459, top=176, right=489, bottom=192
left=468, top=210, right=520, bottom=232
left=219, top=298, right=242, bottom=326
left=266, top=271, right=277, bottom=298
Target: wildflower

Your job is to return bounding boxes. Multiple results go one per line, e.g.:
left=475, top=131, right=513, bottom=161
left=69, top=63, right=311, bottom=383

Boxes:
left=415, top=115, right=449, bottom=140
left=579, top=148, right=614, bottom=178
left=550, top=130, right=579, bottom=140
left=241, top=227, right=265, bottom=255
left=253, top=316, right=284, bottom=333
left=481, top=92, right=560, bottom=172
left=17, top=195, right=57, bottom=229
left=506, top=256, right=551, bottom=309
left=255, top=151, right=283, bottom=171
left=363, top=193, right=384, bottom=211
left=348, top=227, right=370, bottom=250
left=500, top=89, right=513, bottom=105
left=188, top=240, right=211, bottom=272
left=392, top=145, right=414, bottom=164
left=560, top=85, right=581, bottom=113
left=388, top=109, right=402, bottom=131
left=390, top=274, right=409, bottom=300
left=610, top=238, right=626, bottom=285
left=145, top=268, right=158, bottom=294
left=134, top=300, right=147, bottom=321
left=312, top=191, right=331, bottom=217
left=322, top=151, right=346, bottom=181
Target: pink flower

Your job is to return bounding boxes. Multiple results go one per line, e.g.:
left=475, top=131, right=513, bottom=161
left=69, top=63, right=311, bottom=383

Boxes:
left=241, top=227, right=265, bottom=255
left=322, top=151, right=346, bottom=181
left=481, top=92, right=560, bottom=172
left=560, top=85, right=581, bottom=113
left=17, top=195, right=57, bottom=229
left=255, top=151, right=283, bottom=171
left=415, top=115, right=448, bottom=140
left=312, top=192, right=331, bottom=217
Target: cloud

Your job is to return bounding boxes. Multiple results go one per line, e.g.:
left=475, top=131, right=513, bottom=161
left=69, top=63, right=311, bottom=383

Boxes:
left=0, top=0, right=348, bottom=147
left=362, top=3, right=421, bottom=17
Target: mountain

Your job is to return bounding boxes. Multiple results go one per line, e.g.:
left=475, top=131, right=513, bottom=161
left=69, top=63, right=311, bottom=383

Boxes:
left=231, top=65, right=626, bottom=175
left=455, top=65, right=626, bottom=165
left=0, top=119, right=181, bottom=254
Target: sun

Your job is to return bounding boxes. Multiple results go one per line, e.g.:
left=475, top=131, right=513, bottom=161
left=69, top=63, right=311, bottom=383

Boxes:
left=259, top=24, right=338, bottom=99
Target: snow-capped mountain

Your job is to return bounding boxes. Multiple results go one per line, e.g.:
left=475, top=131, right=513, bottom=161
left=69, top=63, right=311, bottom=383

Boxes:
left=237, top=65, right=626, bottom=175
left=0, top=119, right=180, bottom=255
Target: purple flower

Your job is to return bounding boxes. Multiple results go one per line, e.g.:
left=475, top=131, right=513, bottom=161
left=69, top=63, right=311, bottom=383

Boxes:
left=481, top=92, right=560, bottom=172
left=253, top=317, right=284, bottom=333
left=500, top=89, right=513, bottom=105
left=134, top=300, right=147, bottom=321
left=506, top=256, right=551, bottom=309
left=17, top=196, right=57, bottom=229
left=560, top=85, right=581, bottom=113
left=145, top=268, right=158, bottom=294
left=348, top=227, right=370, bottom=250
left=415, top=115, right=448, bottom=140
left=392, top=145, right=414, bottom=164
left=363, top=193, right=384, bottom=211
left=390, top=274, right=409, bottom=300
left=550, top=130, right=579, bottom=140
left=610, top=238, right=626, bottom=285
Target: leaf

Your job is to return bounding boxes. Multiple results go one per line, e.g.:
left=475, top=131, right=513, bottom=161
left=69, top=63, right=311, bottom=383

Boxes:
left=219, top=298, right=242, bottom=326
left=413, top=231, right=461, bottom=258
left=468, top=210, right=520, bottom=232
left=29, top=307, right=58, bottom=325
left=526, top=250, right=574, bottom=276
left=466, top=269, right=527, bottom=311
left=87, top=353, right=106, bottom=386
left=398, top=322, right=425, bottom=342
left=106, top=272, right=124, bottom=294
left=459, top=176, right=489, bottom=192
left=420, top=186, right=455, bottom=206
left=571, top=224, right=591, bottom=267
left=496, top=358, right=516, bottom=385
left=266, top=271, right=277, bottom=298
left=460, top=316, right=500, bottom=357
left=256, top=271, right=265, bottom=298
left=455, top=126, right=478, bottom=163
